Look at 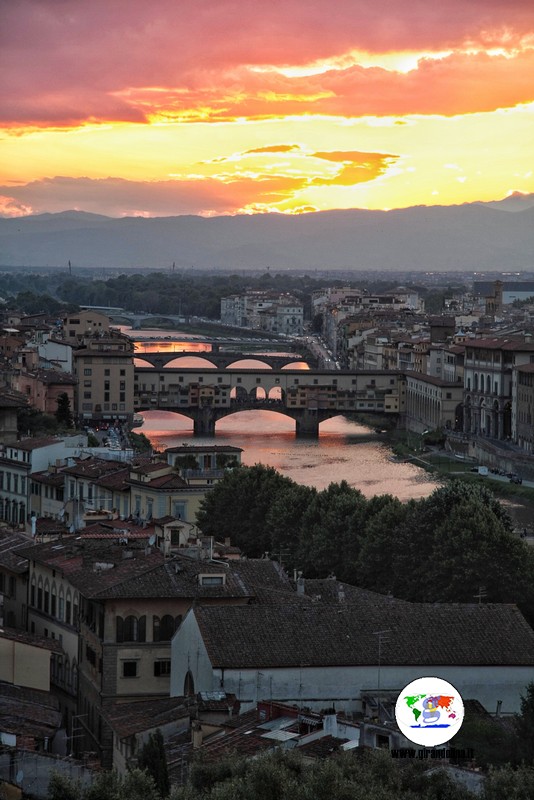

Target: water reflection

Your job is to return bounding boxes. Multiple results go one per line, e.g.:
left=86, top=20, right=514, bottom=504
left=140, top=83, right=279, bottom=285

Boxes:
left=139, top=409, right=439, bottom=500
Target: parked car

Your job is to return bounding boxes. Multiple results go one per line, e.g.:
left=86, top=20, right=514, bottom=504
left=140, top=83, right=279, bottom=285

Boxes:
left=510, top=474, right=523, bottom=484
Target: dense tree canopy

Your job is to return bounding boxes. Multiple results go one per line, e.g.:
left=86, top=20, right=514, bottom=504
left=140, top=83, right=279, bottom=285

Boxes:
left=197, top=469, right=534, bottom=616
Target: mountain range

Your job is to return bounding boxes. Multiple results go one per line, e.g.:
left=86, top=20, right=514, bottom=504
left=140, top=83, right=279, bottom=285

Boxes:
left=1, top=194, right=533, bottom=272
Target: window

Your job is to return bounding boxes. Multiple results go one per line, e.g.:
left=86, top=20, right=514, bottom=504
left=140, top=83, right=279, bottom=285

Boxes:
left=37, top=585, right=43, bottom=610
left=122, top=661, right=138, bottom=678
left=116, top=615, right=146, bottom=643
left=172, top=501, right=186, bottom=519
left=105, top=369, right=110, bottom=376
left=200, top=575, right=224, bottom=586
left=84, top=368, right=92, bottom=376
left=153, top=614, right=182, bottom=642
left=66, top=598, right=72, bottom=625
left=154, top=660, right=171, bottom=677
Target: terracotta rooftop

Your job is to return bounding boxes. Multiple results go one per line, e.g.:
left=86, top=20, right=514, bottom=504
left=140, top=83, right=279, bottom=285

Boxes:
left=95, top=467, right=130, bottom=491
left=403, top=371, right=462, bottom=388
left=61, top=457, right=125, bottom=479
left=0, top=626, right=63, bottom=654
left=128, top=473, right=189, bottom=490
left=0, top=681, right=62, bottom=740
left=192, top=602, right=534, bottom=669
left=0, top=389, right=28, bottom=408
left=80, top=520, right=154, bottom=540
left=13, top=437, right=60, bottom=451
left=102, top=697, right=192, bottom=739
left=466, top=338, right=534, bottom=351
left=14, top=540, right=294, bottom=602
left=30, top=469, right=65, bottom=487
left=0, top=530, right=31, bottom=573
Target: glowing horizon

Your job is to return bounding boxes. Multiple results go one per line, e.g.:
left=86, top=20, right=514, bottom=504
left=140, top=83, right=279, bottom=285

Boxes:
left=1, top=1, right=534, bottom=218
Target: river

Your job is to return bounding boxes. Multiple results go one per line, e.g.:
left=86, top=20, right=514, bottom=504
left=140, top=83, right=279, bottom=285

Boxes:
left=121, top=326, right=440, bottom=499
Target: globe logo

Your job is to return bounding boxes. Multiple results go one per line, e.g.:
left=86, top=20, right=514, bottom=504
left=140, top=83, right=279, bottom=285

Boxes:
left=394, top=677, right=464, bottom=746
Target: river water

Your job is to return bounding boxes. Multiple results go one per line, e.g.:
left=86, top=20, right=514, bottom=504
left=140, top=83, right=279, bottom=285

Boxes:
left=121, top=327, right=440, bottom=500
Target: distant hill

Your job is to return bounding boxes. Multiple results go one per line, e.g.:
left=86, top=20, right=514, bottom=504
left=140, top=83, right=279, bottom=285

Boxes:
left=1, top=199, right=533, bottom=272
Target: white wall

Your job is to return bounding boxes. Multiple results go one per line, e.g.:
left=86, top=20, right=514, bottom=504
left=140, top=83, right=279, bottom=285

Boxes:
left=170, top=612, right=214, bottom=697
left=171, top=620, right=533, bottom=716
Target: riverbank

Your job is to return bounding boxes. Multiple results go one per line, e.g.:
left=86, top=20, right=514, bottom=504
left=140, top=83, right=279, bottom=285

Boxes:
left=394, top=447, right=534, bottom=528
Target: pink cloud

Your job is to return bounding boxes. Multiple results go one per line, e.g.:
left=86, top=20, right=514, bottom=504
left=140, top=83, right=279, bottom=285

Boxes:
left=1, top=1, right=534, bottom=126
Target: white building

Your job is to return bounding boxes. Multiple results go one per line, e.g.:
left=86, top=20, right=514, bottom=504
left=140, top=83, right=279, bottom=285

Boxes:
left=171, top=599, right=534, bottom=716
left=0, top=435, right=86, bottom=530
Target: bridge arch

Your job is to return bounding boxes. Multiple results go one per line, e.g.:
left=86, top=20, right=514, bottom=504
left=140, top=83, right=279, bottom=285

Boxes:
left=281, top=361, right=310, bottom=370
left=226, top=358, right=274, bottom=370
left=134, top=357, right=155, bottom=368
left=165, top=356, right=217, bottom=369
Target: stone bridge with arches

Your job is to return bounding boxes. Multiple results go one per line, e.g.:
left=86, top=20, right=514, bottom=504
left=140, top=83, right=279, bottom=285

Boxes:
left=134, top=365, right=402, bottom=436
left=134, top=350, right=314, bottom=370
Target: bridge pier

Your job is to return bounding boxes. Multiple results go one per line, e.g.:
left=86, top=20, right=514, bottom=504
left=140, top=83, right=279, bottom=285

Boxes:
left=294, top=410, right=319, bottom=438
left=192, top=407, right=216, bottom=437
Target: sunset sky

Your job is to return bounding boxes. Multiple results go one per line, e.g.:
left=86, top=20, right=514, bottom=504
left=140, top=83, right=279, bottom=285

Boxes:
left=1, top=0, right=534, bottom=218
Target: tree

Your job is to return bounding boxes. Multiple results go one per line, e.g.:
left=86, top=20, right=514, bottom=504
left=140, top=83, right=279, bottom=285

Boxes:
left=138, top=729, right=170, bottom=797
left=296, top=482, right=367, bottom=579
left=266, top=483, right=317, bottom=567
left=119, top=769, right=161, bottom=800
left=484, top=765, right=534, bottom=800
left=356, top=480, right=532, bottom=609
left=515, top=682, right=534, bottom=763
left=47, top=771, right=82, bottom=800
left=196, top=465, right=297, bottom=557
left=55, top=392, right=74, bottom=428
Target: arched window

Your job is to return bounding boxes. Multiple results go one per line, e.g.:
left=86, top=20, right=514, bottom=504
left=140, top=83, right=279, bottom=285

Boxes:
left=44, top=579, right=50, bottom=614
left=474, top=373, right=478, bottom=391
left=58, top=587, right=65, bottom=621
left=51, top=583, right=57, bottom=616
left=73, top=594, right=79, bottom=626
left=66, top=590, right=72, bottom=625
left=184, top=670, right=195, bottom=696
left=153, top=614, right=182, bottom=642
left=37, top=577, right=43, bottom=611
left=30, top=574, right=36, bottom=607
left=486, top=375, right=491, bottom=394
left=19, top=502, right=25, bottom=524
left=118, top=615, right=146, bottom=643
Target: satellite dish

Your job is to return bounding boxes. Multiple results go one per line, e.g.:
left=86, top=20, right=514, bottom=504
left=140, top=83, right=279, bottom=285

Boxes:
left=16, top=770, right=24, bottom=784
left=148, top=534, right=156, bottom=546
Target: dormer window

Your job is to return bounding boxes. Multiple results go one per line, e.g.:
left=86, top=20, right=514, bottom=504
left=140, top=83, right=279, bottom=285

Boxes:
left=199, top=574, right=225, bottom=586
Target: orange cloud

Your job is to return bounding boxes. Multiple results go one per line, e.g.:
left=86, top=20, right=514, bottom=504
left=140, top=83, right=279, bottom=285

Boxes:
left=0, top=145, right=400, bottom=217
left=244, top=144, right=301, bottom=154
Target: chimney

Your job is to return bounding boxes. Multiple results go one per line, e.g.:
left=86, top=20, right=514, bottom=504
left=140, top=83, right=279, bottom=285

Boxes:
left=224, top=537, right=231, bottom=547
left=296, top=572, right=305, bottom=595
left=323, top=711, right=338, bottom=738
left=191, top=720, right=203, bottom=749
left=338, top=585, right=345, bottom=603
left=495, top=700, right=502, bottom=717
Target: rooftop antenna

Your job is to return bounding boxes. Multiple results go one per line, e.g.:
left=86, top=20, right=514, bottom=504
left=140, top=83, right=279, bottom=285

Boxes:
left=373, top=629, right=391, bottom=723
